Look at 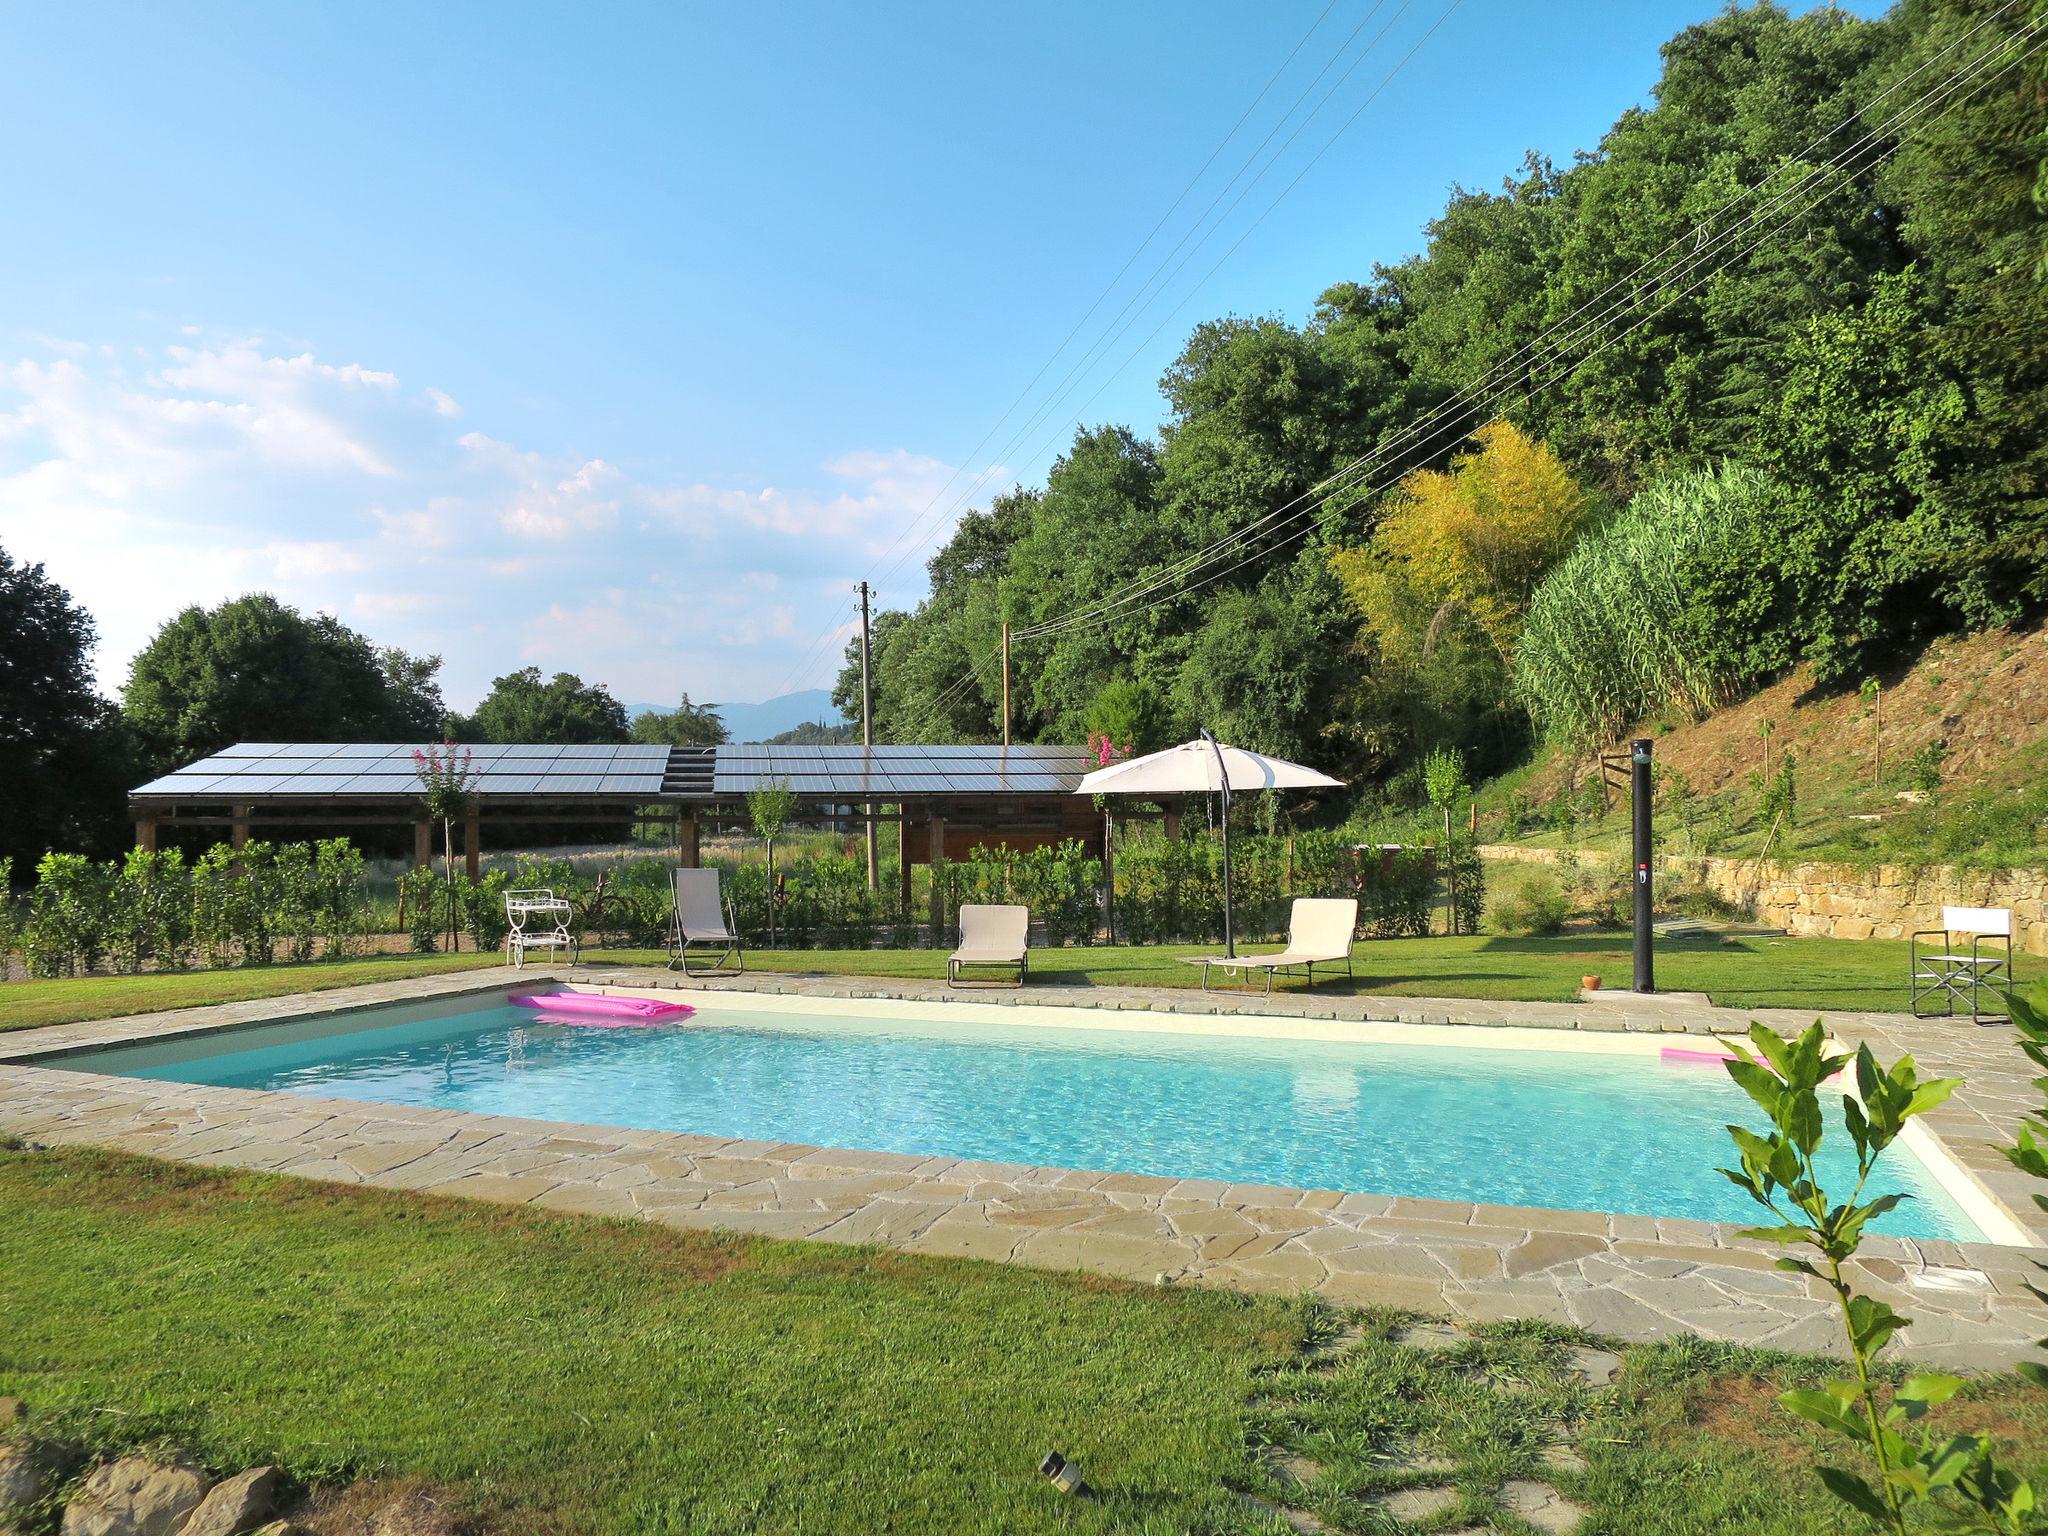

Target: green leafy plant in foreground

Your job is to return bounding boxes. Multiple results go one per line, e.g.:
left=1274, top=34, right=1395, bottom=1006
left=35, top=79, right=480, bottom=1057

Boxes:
left=1720, top=1021, right=2034, bottom=1532
left=1998, top=981, right=2048, bottom=1396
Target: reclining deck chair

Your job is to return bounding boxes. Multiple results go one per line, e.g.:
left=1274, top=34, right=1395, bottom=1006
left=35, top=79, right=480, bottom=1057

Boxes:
left=1185, top=897, right=1359, bottom=993
left=949, top=904, right=1030, bottom=987
left=668, top=867, right=744, bottom=977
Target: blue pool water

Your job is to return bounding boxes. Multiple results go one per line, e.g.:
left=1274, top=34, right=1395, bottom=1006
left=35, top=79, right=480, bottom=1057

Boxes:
left=69, top=993, right=1983, bottom=1239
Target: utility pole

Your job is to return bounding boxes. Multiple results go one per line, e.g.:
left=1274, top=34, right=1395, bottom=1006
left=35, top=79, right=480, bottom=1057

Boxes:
left=1000, top=622, right=1011, bottom=746
left=858, top=581, right=877, bottom=891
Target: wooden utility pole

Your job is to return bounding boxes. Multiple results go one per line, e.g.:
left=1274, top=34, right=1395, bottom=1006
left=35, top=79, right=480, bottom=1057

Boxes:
left=858, top=580, right=877, bottom=891
left=1000, top=622, right=1011, bottom=746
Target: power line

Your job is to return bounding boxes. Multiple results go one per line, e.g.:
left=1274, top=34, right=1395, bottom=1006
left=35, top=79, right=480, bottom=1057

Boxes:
left=759, top=2, right=1359, bottom=701
left=1010, top=7, right=2041, bottom=645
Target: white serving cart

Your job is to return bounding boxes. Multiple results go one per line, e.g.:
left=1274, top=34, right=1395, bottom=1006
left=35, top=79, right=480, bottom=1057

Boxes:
left=504, top=887, right=577, bottom=969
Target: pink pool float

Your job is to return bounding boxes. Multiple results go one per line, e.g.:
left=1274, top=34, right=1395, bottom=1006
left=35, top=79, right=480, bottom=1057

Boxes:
left=511, top=992, right=695, bottom=1027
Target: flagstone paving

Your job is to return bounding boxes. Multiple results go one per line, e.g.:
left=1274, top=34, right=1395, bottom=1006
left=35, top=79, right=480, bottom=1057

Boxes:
left=4, top=964, right=2046, bottom=1370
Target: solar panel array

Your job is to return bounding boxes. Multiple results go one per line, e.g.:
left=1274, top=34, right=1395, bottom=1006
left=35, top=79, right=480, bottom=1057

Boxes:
left=711, top=743, right=1086, bottom=797
left=132, top=742, right=673, bottom=800
left=132, top=742, right=1090, bottom=802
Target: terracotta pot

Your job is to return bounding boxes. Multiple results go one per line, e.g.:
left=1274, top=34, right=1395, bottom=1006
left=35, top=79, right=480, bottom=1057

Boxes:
left=1582, top=974, right=1602, bottom=991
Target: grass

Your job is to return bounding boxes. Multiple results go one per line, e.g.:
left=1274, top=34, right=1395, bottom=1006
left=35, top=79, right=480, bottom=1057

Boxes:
left=0, top=953, right=504, bottom=1033
left=0, top=1146, right=1288, bottom=1536
left=4, top=1146, right=2046, bottom=1535
left=0, top=930, right=1939, bottom=1036
left=581, top=929, right=1930, bottom=1014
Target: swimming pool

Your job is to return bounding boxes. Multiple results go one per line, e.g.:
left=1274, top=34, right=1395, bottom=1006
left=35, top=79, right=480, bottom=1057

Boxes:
left=61, top=988, right=1989, bottom=1241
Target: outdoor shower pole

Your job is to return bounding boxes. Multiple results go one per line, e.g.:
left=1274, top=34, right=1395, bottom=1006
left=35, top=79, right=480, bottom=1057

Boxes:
left=1632, top=737, right=1654, bottom=994
left=1200, top=727, right=1234, bottom=958
left=858, top=580, right=877, bottom=892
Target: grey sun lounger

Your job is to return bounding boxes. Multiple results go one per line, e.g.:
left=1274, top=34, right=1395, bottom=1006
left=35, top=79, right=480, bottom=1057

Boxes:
left=1184, top=897, right=1359, bottom=992
left=948, top=903, right=1029, bottom=987
left=667, top=867, right=744, bottom=977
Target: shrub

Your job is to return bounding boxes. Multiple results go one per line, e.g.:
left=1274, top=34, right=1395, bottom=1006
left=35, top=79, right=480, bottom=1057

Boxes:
left=272, top=841, right=323, bottom=963
left=107, top=847, right=191, bottom=973
left=21, top=853, right=113, bottom=978
left=1517, top=463, right=1776, bottom=748
left=1493, top=873, right=1568, bottom=936
left=315, top=839, right=371, bottom=958
left=460, top=870, right=513, bottom=953
left=397, top=867, right=443, bottom=953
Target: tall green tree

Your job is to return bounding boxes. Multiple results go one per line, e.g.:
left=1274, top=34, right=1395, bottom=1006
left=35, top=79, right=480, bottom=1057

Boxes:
left=0, top=547, right=134, bottom=868
left=123, top=594, right=445, bottom=767
left=458, top=668, right=630, bottom=745
left=629, top=694, right=729, bottom=747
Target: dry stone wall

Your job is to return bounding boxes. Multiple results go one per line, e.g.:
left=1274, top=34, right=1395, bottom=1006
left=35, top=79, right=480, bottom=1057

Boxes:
left=1480, top=846, right=2048, bottom=957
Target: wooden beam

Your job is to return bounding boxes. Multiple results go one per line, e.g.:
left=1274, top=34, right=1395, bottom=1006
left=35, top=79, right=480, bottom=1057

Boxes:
left=677, top=810, right=700, bottom=869
left=413, top=819, right=432, bottom=870
left=134, top=816, right=158, bottom=852
left=230, top=804, right=252, bottom=851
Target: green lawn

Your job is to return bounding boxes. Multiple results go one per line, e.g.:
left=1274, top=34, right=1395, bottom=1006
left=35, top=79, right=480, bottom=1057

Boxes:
left=3, top=1146, right=2043, bottom=1536
left=0, top=931, right=1942, bottom=1035
left=0, top=953, right=504, bottom=1033
left=584, top=929, right=1934, bottom=1015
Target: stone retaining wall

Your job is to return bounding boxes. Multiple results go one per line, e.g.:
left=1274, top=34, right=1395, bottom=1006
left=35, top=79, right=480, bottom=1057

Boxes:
left=1480, top=845, right=2048, bottom=956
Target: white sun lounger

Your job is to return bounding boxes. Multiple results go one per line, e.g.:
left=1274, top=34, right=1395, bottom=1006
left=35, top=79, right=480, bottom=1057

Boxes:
left=667, top=867, right=744, bottom=977
left=1185, top=897, right=1358, bottom=992
left=949, top=903, right=1029, bottom=987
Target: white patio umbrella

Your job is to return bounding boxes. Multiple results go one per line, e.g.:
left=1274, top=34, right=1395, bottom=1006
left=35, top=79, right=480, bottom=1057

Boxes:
left=1075, top=729, right=1344, bottom=957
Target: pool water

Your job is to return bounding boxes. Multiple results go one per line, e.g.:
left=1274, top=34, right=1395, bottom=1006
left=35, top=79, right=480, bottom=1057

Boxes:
left=69, top=993, right=1984, bottom=1240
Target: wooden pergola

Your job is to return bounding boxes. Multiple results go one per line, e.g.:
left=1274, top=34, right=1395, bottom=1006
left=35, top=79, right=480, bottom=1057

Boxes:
left=129, top=742, right=1111, bottom=914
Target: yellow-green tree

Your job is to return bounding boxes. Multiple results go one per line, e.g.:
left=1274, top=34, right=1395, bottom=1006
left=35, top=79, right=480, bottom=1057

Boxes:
left=1333, top=421, right=1594, bottom=668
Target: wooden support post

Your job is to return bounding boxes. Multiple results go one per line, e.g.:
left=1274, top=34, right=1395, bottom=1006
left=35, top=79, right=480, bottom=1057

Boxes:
left=413, top=819, right=433, bottom=870
left=1001, top=622, right=1011, bottom=746
left=677, top=811, right=700, bottom=868
left=1102, top=810, right=1115, bottom=943
left=134, top=815, right=159, bottom=852
left=464, top=805, right=481, bottom=882
left=896, top=806, right=912, bottom=924
left=230, top=804, right=252, bottom=851
left=1163, top=808, right=1181, bottom=842
left=927, top=811, right=946, bottom=941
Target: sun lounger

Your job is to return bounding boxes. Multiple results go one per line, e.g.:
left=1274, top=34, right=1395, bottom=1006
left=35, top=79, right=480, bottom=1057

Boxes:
left=1184, top=897, right=1358, bottom=992
left=667, top=868, right=744, bottom=977
left=949, top=903, right=1029, bottom=987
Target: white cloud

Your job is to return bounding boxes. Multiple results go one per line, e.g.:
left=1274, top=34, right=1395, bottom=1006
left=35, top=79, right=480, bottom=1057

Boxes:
left=0, top=329, right=983, bottom=709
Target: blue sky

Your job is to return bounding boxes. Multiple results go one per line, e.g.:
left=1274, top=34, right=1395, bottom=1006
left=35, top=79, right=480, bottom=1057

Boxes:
left=0, top=0, right=1881, bottom=711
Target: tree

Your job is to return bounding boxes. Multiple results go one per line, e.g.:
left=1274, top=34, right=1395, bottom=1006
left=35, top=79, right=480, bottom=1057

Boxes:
left=0, top=547, right=133, bottom=869
left=123, top=594, right=446, bottom=767
left=458, top=668, right=630, bottom=744
left=747, top=778, right=800, bottom=947
left=1083, top=679, right=1168, bottom=758
left=629, top=694, right=729, bottom=748
left=1338, top=421, right=1595, bottom=667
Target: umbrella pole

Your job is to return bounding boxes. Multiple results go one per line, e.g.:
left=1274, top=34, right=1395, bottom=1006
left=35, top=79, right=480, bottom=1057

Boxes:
left=1201, top=728, right=1234, bottom=958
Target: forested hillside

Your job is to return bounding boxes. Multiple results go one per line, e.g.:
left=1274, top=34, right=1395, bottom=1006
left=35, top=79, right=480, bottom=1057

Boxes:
left=836, top=0, right=2047, bottom=808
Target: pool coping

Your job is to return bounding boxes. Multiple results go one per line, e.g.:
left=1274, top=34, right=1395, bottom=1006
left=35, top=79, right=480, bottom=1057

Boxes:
left=3, top=964, right=2045, bottom=1371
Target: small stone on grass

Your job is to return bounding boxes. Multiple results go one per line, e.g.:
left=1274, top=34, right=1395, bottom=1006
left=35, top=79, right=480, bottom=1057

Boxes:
left=1373, top=1485, right=1461, bottom=1523
left=1566, top=1346, right=1622, bottom=1387
left=1391, top=1322, right=1464, bottom=1350
left=1501, top=1478, right=1589, bottom=1534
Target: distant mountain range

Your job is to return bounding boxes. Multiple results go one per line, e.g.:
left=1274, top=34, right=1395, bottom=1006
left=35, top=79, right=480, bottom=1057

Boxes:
left=627, top=688, right=845, bottom=743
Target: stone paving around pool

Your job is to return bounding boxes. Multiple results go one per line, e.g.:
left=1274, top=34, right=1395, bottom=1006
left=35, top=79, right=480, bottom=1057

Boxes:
left=3, top=964, right=2046, bottom=1372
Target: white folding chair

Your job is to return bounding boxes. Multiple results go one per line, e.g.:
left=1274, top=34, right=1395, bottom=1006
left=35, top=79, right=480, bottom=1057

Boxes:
left=669, top=868, right=744, bottom=977
left=1911, top=905, right=2014, bottom=1021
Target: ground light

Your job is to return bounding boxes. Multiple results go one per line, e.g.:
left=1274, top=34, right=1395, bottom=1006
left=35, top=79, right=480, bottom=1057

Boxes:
left=1039, top=1451, right=1091, bottom=1497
